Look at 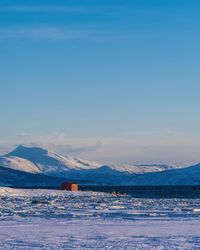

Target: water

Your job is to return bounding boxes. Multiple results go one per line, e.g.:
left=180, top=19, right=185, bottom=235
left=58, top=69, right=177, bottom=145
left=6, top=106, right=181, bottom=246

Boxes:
left=81, top=185, right=200, bottom=198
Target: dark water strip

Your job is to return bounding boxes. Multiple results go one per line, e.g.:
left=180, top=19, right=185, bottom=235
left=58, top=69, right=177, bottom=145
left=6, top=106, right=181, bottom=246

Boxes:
left=80, top=185, right=200, bottom=198
left=9, top=185, right=200, bottom=198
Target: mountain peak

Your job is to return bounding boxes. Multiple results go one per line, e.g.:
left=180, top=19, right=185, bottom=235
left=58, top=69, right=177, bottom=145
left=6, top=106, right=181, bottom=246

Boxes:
left=7, top=145, right=50, bottom=158
left=2, top=144, right=200, bottom=185
left=3, top=145, right=102, bottom=177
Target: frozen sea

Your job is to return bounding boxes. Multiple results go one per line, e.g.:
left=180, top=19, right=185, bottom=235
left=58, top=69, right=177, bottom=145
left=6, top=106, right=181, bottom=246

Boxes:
left=0, top=188, right=200, bottom=249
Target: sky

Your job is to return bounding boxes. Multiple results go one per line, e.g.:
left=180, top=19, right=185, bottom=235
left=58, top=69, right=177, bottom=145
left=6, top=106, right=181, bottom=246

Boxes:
left=1, top=0, right=200, bottom=166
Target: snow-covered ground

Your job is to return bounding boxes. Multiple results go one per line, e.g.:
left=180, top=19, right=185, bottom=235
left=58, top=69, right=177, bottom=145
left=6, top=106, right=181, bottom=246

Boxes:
left=0, top=188, right=200, bottom=249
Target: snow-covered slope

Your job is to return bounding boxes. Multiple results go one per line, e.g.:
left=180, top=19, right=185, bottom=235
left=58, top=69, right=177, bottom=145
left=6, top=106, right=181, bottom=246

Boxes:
left=0, top=156, right=40, bottom=173
left=1, top=145, right=200, bottom=186
left=108, top=164, right=175, bottom=174
left=5, top=145, right=101, bottom=177
left=4, top=145, right=174, bottom=176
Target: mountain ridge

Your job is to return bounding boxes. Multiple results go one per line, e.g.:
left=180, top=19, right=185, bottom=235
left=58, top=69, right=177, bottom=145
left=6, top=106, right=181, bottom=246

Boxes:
left=1, top=145, right=200, bottom=186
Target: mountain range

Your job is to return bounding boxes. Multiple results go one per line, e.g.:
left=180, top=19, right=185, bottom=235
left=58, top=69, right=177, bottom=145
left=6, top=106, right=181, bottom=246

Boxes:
left=0, top=145, right=200, bottom=186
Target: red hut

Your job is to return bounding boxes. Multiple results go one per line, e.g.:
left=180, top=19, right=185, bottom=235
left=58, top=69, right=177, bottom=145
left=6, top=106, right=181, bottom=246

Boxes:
left=61, top=182, right=78, bottom=191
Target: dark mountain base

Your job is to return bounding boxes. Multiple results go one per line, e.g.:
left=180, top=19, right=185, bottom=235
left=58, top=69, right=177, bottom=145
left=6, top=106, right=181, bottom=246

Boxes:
left=0, top=166, right=96, bottom=187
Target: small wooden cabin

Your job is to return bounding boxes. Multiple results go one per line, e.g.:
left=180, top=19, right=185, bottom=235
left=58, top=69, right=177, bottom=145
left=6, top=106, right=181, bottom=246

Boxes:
left=61, top=182, right=78, bottom=191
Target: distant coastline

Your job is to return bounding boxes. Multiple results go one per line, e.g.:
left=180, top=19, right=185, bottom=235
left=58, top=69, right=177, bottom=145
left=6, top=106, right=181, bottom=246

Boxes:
left=4, top=185, right=200, bottom=198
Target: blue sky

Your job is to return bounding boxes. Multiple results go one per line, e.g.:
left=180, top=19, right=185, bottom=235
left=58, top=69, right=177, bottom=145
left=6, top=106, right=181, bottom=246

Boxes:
left=1, top=0, right=200, bottom=165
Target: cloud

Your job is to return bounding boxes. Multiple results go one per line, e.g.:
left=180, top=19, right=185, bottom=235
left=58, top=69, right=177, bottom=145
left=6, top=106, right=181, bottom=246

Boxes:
left=0, top=26, right=125, bottom=42
left=0, top=142, right=103, bottom=158
left=18, top=133, right=32, bottom=139
left=0, top=27, right=91, bottom=40
left=0, top=144, right=15, bottom=155
left=0, top=5, right=90, bottom=13
left=50, top=142, right=103, bottom=155
left=2, top=130, right=200, bottom=166
left=0, top=132, right=103, bottom=157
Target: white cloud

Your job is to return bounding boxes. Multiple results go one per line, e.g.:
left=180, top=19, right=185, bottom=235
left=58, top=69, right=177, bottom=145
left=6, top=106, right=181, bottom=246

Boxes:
left=0, top=27, right=91, bottom=40
left=0, top=132, right=103, bottom=157
left=0, top=5, right=90, bottom=13
left=1, top=130, right=200, bottom=166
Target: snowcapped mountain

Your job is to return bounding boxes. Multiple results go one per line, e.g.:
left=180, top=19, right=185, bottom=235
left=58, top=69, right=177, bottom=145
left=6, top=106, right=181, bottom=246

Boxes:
left=1, top=145, right=200, bottom=186
left=4, top=145, right=101, bottom=176
left=2, top=145, right=174, bottom=175
left=108, top=164, right=175, bottom=174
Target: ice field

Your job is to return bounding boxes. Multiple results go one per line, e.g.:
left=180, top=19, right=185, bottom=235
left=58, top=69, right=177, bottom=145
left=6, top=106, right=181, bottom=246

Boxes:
left=0, top=188, right=200, bottom=249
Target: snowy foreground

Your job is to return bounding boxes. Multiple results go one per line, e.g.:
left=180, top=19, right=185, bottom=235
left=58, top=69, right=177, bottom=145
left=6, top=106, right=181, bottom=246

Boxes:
left=1, top=188, right=200, bottom=249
